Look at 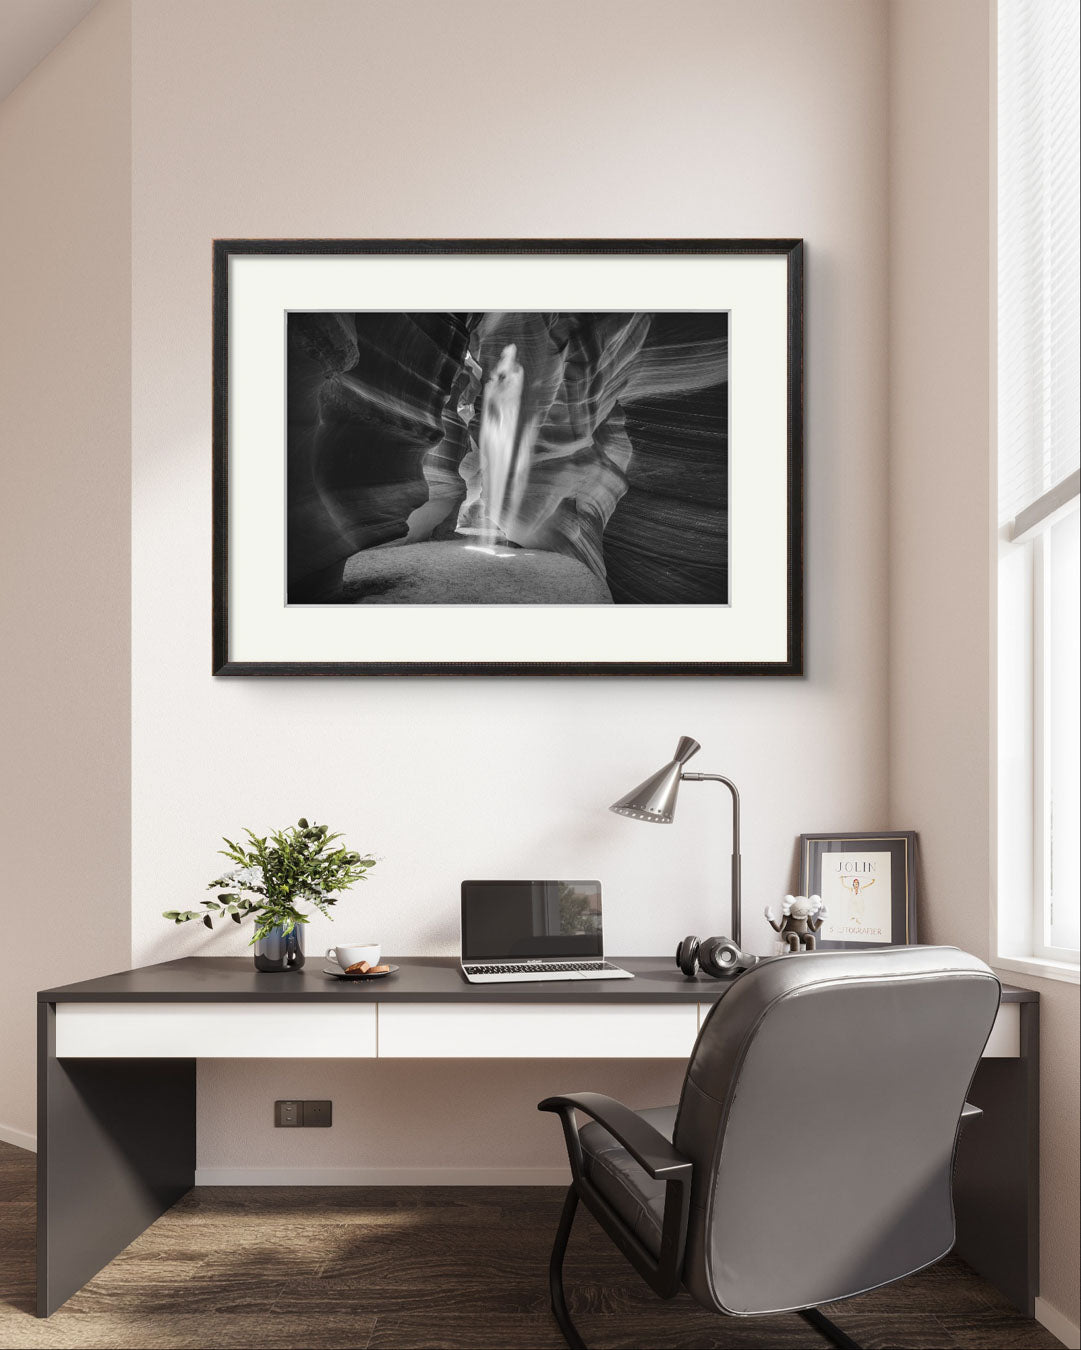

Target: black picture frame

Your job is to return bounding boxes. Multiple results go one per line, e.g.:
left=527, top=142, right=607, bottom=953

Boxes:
left=798, top=831, right=918, bottom=949
left=212, top=238, right=804, bottom=677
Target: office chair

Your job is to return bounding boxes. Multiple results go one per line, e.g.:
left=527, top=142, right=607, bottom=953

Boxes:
left=540, top=946, right=999, bottom=1350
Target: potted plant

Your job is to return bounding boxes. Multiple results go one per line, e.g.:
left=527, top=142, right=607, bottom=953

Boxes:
left=163, top=818, right=376, bottom=971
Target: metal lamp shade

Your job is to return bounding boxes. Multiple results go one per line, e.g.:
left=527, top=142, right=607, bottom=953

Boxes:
left=609, top=735, right=701, bottom=823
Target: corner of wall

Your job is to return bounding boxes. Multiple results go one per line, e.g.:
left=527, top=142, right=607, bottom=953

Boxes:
left=884, top=0, right=993, bottom=956
left=0, top=0, right=133, bottom=1142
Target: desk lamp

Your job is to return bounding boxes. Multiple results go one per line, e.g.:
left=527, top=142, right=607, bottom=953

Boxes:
left=610, top=734, right=742, bottom=948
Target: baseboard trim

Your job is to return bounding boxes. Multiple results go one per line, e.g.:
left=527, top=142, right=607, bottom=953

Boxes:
left=194, top=1165, right=570, bottom=1186
left=0, top=1122, right=36, bottom=1153
left=1036, top=1297, right=1081, bottom=1350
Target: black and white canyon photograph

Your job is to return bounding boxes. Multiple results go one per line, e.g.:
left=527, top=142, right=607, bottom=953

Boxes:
left=286, top=311, right=728, bottom=606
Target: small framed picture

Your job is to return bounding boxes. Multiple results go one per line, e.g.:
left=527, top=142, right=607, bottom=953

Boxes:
left=798, top=831, right=918, bottom=949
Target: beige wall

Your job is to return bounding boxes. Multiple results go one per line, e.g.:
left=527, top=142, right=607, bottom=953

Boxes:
left=888, top=0, right=1079, bottom=1331
left=0, top=0, right=132, bottom=1144
left=129, top=0, right=890, bottom=1173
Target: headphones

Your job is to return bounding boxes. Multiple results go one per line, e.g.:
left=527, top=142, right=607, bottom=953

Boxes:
left=676, top=934, right=759, bottom=980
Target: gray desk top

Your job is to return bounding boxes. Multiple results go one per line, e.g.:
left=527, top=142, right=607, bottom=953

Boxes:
left=39, top=956, right=715, bottom=1004
left=38, top=956, right=1039, bottom=1004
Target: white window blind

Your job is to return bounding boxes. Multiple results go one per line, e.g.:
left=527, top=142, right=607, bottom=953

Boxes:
left=998, top=0, right=1080, bottom=533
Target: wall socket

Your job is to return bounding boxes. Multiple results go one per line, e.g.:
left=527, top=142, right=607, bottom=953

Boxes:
left=274, top=1100, right=301, bottom=1127
left=303, top=1099, right=332, bottom=1128
left=274, top=1100, right=332, bottom=1127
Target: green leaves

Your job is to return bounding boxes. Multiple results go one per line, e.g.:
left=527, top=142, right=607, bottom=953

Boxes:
left=164, top=819, right=377, bottom=939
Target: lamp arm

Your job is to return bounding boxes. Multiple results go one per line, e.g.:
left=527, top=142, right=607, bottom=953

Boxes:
left=680, top=772, right=741, bottom=946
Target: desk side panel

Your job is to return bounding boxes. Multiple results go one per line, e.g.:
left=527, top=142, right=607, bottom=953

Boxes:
left=953, top=1001, right=1039, bottom=1315
left=37, top=1003, right=196, bottom=1316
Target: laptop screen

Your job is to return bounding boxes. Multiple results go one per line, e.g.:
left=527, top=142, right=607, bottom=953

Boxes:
left=461, top=880, right=603, bottom=961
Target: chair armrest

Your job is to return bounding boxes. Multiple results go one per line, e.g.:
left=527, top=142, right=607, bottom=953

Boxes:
left=540, top=1091, right=694, bottom=1299
left=961, top=1101, right=983, bottom=1125
left=538, top=1092, right=692, bottom=1180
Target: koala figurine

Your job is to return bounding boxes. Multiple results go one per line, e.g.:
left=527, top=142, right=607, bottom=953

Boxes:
left=764, top=894, right=827, bottom=952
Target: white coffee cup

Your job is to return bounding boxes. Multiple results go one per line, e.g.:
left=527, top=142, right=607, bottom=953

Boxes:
left=326, top=943, right=381, bottom=970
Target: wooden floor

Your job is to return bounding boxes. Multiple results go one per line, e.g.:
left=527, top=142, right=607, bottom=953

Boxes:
left=0, top=1141, right=1064, bottom=1349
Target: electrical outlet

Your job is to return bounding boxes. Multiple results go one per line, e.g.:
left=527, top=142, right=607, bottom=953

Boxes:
left=302, top=1099, right=332, bottom=1128
left=274, top=1100, right=302, bottom=1127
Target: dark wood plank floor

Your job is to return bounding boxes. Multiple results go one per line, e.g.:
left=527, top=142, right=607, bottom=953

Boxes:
left=0, top=1140, right=1063, bottom=1349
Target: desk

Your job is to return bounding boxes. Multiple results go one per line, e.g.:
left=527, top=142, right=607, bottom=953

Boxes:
left=37, top=957, right=1038, bottom=1318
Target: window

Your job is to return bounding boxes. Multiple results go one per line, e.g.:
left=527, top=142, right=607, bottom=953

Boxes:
left=997, top=0, right=1080, bottom=977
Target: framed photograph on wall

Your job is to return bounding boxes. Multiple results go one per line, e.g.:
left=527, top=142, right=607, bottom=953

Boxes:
left=212, top=239, right=803, bottom=676
left=798, top=832, right=918, bottom=949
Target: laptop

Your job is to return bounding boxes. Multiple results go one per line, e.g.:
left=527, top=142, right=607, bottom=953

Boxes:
left=460, top=879, right=633, bottom=983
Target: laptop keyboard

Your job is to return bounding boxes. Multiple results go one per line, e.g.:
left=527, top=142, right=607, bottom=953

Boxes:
left=464, top=961, right=620, bottom=975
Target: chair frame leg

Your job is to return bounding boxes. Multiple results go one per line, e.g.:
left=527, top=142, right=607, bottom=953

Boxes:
left=549, top=1186, right=587, bottom=1350
left=547, top=1185, right=864, bottom=1350
left=799, top=1306, right=865, bottom=1350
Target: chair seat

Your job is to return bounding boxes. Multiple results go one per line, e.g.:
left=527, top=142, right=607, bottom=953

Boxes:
left=580, top=1105, right=677, bottom=1258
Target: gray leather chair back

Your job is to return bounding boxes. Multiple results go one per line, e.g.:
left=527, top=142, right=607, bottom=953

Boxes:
left=673, top=946, right=999, bottom=1315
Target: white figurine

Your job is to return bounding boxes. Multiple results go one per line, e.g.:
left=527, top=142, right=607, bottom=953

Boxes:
left=764, top=894, right=827, bottom=952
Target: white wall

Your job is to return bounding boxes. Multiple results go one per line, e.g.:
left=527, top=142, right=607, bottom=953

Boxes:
left=888, top=0, right=1079, bottom=1332
left=129, top=0, right=890, bottom=1174
left=0, top=0, right=131, bottom=1146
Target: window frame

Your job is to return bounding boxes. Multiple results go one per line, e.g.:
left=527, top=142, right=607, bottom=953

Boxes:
left=1029, top=504, right=1080, bottom=965
left=995, top=495, right=1080, bottom=986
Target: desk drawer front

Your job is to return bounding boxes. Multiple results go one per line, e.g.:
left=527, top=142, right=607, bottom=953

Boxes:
left=51, top=998, right=1019, bottom=1060
left=377, top=1003, right=699, bottom=1058
left=983, top=1002, right=1020, bottom=1057
left=54, top=1003, right=377, bottom=1058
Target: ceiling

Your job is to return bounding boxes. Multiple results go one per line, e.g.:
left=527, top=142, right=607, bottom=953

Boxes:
left=0, top=0, right=98, bottom=105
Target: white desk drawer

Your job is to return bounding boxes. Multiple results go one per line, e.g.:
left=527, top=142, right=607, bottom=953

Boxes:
left=54, top=1003, right=377, bottom=1058
left=984, top=1002, right=1020, bottom=1058
left=52, top=999, right=1017, bottom=1060
left=377, top=1003, right=699, bottom=1058
left=694, top=1000, right=1020, bottom=1056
